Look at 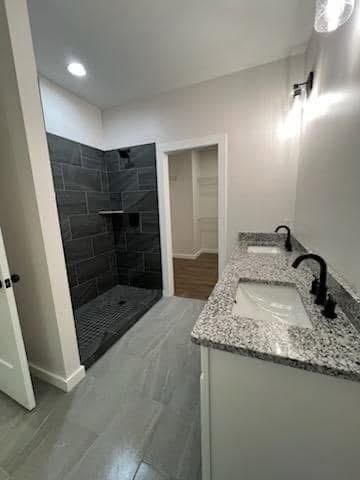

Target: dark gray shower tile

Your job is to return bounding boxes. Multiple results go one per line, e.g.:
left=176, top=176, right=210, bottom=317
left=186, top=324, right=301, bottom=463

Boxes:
left=87, top=192, right=111, bottom=213
left=97, top=272, right=118, bottom=295
left=112, top=213, right=140, bottom=233
left=110, top=193, right=123, bottom=210
left=138, top=167, right=156, bottom=190
left=56, top=191, right=87, bottom=217
left=129, top=144, right=156, bottom=168
left=117, top=252, right=144, bottom=271
left=129, top=271, right=162, bottom=289
left=109, top=169, right=138, bottom=193
left=108, top=251, right=118, bottom=272
left=81, top=145, right=104, bottom=170
left=51, top=162, right=64, bottom=190
left=93, top=233, right=115, bottom=255
left=71, top=279, right=98, bottom=309
left=118, top=269, right=130, bottom=285
left=123, top=191, right=157, bottom=212
left=64, top=238, right=93, bottom=264
left=70, top=214, right=106, bottom=239
left=101, top=172, right=110, bottom=193
left=126, top=233, right=160, bottom=253
left=60, top=218, right=72, bottom=242
left=63, top=164, right=102, bottom=192
left=76, top=255, right=110, bottom=284
left=114, top=231, right=126, bottom=250
left=103, top=215, right=114, bottom=234
left=66, top=264, right=78, bottom=288
left=111, top=215, right=122, bottom=232
left=104, top=150, right=120, bottom=172
left=47, top=133, right=81, bottom=165
left=145, top=253, right=162, bottom=272
left=141, top=212, right=159, bottom=233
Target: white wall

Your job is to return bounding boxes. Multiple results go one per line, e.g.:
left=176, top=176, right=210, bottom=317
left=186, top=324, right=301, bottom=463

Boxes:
left=39, top=76, right=103, bottom=149
left=169, top=151, right=195, bottom=256
left=103, top=55, right=304, bottom=258
left=295, top=4, right=360, bottom=294
left=0, top=0, right=84, bottom=391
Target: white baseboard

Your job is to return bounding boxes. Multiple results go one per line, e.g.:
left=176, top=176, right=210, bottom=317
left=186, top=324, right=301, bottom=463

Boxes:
left=173, top=248, right=218, bottom=260
left=173, top=251, right=201, bottom=260
left=29, top=363, right=86, bottom=392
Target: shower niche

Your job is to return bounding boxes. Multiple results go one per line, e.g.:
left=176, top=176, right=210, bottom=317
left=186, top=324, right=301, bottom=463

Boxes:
left=47, top=133, right=162, bottom=367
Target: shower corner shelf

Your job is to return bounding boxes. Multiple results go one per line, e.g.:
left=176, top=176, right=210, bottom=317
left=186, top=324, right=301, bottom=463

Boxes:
left=98, top=210, right=125, bottom=215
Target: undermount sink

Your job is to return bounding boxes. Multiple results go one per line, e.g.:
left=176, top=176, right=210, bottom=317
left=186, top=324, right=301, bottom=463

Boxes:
left=232, top=281, right=312, bottom=328
left=247, top=245, right=281, bottom=254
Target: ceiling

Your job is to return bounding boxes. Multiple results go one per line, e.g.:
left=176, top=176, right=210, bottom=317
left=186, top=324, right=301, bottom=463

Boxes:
left=27, top=0, right=315, bottom=109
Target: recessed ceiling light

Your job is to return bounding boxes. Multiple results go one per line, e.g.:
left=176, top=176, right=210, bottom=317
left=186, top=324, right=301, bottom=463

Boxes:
left=67, top=62, right=87, bottom=77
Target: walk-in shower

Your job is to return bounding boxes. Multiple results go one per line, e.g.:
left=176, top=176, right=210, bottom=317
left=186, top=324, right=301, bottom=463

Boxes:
left=48, top=134, right=162, bottom=367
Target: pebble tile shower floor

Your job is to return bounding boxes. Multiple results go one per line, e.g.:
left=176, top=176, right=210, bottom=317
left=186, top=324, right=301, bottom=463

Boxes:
left=74, top=285, right=162, bottom=367
left=0, top=296, right=204, bottom=480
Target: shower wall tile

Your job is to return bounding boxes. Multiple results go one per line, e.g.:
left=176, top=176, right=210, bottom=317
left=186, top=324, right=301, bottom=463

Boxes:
left=112, top=213, right=140, bottom=233
left=126, top=233, right=160, bottom=253
left=105, top=143, right=162, bottom=290
left=51, top=163, right=64, bottom=190
left=66, top=264, right=78, bottom=288
left=128, top=271, right=162, bottom=290
left=97, top=272, right=118, bottom=295
left=144, top=253, right=162, bottom=272
left=141, top=212, right=160, bottom=233
left=81, top=145, right=104, bottom=170
left=71, top=279, right=98, bottom=309
left=87, top=192, right=111, bottom=213
left=48, top=134, right=162, bottom=307
left=48, top=133, right=116, bottom=309
left=104, top=151, right=120, bottom=172
left=48, top=134, right=81, bottom=165
left=63, top=164, right=102, bottom=192
left=60, top=218, right=72, bottom=242
left=110, top=193, right=123, bottom=211
left=117, top=252, right=144, bottom=271
left=108, top=251, right=118, bottom=272
left=138, top=167, right=156, bottom=190
left=128, top=144, right=156, bottom=168
left=76, top=254, right=110, bottom=284
left=109, top=169, right=138, bottom=193
left=101, top=172, right=110, bottom=193
left=118, top=268, right=130, bottom=285
left=64, top=238, right=93, bottom=264
left=122, top=191, right=157, bottom=212
left=114, top=231, right=126, bottom=250
left=56, top=191, right=87, bottom=217
left=70, top=214, right=106, bottom=239
left=93, top=233, right=115, bottom=255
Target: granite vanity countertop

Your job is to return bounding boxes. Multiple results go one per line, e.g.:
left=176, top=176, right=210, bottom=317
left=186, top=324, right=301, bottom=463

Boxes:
left=191, top=233, right=360, bottom=382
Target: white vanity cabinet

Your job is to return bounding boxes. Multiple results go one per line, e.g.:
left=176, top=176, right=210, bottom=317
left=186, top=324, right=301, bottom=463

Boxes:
left=200, top=346, right=360, bottom=480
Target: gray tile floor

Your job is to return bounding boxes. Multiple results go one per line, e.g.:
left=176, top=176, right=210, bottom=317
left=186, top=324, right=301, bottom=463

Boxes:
left=0, top=297, right=205, bottom=480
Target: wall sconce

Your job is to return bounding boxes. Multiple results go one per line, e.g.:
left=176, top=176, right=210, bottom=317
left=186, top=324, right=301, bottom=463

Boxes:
left=314, top=0, right=355, bottom=33
left=293, top=71, right=314, bottom=98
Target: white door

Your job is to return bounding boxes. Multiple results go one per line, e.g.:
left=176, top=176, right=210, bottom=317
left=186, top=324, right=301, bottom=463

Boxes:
left=0, top=228, right=35, bottom=410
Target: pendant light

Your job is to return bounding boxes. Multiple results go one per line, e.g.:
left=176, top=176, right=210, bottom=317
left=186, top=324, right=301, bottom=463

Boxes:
left=314, top=0, right=355, bottom=32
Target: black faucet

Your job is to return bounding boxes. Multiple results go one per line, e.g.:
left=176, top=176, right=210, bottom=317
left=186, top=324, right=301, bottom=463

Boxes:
left=292, top=254, right=328, bottom=305
left=274, top=225, right=292, bottom=252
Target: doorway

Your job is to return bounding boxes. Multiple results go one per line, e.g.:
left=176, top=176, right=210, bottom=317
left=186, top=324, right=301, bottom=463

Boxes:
left=156, top=134, right=228, bottom=298
left=168, top=146, right=219, bottom=300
